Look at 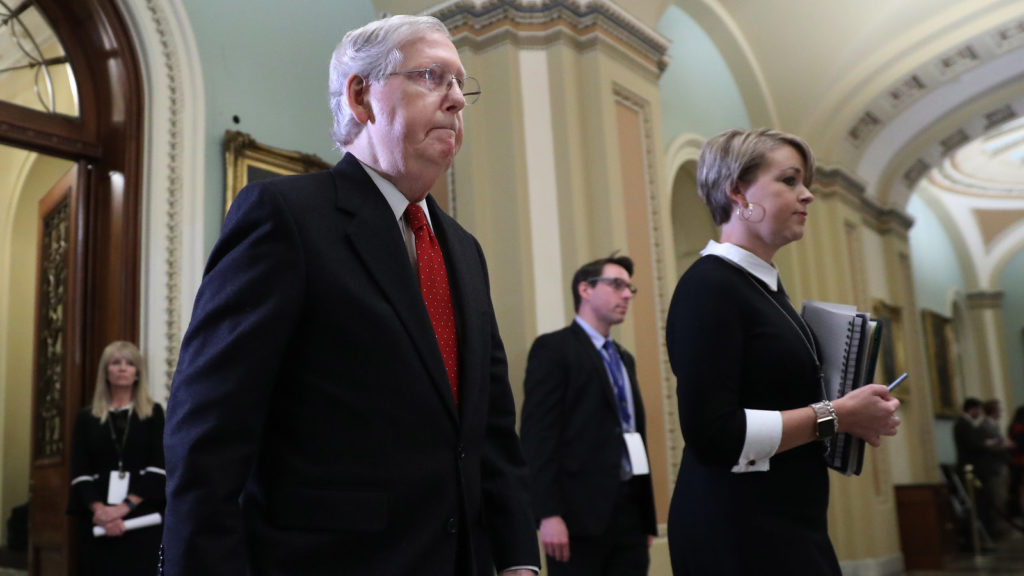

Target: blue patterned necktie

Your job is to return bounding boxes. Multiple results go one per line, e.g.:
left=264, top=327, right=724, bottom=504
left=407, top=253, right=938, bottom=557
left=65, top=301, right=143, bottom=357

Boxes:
left=602, top=340, right=632, bottom=428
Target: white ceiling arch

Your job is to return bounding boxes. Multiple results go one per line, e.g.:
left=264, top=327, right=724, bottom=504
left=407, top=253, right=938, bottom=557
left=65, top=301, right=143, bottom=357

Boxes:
left=666, top=0, right=777, bottom=127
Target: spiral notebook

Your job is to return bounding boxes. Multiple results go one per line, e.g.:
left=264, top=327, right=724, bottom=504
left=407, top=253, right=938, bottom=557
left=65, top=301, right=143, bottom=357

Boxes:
left=801, top=301, right=883, bottom=476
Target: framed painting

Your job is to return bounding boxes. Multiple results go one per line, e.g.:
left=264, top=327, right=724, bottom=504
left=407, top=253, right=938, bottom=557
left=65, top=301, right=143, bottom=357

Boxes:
left=872, top=300, right=906, bottom=398
left=223, top=130, right=332, bottom=215
left=922, top=309, right=957, bottom=418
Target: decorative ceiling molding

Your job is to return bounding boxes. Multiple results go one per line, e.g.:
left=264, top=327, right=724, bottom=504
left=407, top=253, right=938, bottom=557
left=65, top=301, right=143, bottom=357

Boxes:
left=940, top=128, right=970, bottom=154
left=816, top=164, right=866, bottom=196
left=893, top=94, right=1024, bottom=196
left=926, top=122, right=1024, bottom=198
left=431, top=0, right=670, bottom=74
left=964, top=289, right=1004, bottom=309
left=815, top=165, right=913, bottom=236
left=845, top=16, right=1024, bottom=150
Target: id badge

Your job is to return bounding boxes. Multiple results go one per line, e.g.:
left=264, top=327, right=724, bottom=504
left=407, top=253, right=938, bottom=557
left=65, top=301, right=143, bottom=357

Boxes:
left=623, top=432, right=650, bottom=475
left=106, top=470, right=130, bottom=504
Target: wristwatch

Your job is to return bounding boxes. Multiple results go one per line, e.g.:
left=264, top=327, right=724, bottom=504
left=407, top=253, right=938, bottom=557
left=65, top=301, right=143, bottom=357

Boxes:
left=810, top=400, right=838, bottom=440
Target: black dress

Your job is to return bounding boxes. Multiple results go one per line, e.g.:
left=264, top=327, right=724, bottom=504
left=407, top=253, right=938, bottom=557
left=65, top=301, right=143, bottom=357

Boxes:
left=68, top=404, right=165, bottom=575
left=666, top=255, right=841, bottom=575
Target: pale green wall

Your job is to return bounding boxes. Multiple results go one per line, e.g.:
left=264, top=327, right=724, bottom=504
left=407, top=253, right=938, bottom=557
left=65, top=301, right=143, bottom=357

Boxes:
left=656, top=5, right=750, bottom=144
left=1000, top=248, right=1024, bottom=409
left=179, top=0, right=377, bottom=253
left=906, top=194, right=965, bottom=466
left=906, top=195, right=965, bottom=313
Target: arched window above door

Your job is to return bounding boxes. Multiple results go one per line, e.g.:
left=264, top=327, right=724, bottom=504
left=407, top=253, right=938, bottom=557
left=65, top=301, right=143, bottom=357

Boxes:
left=0, top=0, right=79, bottom=117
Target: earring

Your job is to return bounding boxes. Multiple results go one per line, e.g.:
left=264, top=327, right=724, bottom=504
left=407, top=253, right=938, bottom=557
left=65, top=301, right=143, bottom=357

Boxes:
left=740, top=202, right=765, bottom=223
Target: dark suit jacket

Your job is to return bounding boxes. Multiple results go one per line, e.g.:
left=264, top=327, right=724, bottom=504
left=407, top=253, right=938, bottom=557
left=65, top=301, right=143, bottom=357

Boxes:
left=519, top=322, right=657, bottom=538
left=162, top=153, right=538, bottom=576
left=955, top=415, right=983, bottom=472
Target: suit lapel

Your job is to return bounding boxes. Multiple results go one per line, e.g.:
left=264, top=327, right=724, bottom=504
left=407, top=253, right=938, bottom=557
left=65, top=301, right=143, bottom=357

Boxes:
left=568, top=322, right=620, bottom=415
left=332, top=155, right=458, bottom=422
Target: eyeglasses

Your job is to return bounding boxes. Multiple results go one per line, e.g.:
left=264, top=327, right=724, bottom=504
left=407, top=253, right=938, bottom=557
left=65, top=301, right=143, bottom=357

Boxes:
left=586, top=277, right=638, bottom=295
left=388, top=64, right=481, bottom=105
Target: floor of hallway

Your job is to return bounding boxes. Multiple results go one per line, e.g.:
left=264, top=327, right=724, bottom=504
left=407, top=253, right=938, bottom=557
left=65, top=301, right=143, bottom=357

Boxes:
left=907, top=531, right=1024, bottom=575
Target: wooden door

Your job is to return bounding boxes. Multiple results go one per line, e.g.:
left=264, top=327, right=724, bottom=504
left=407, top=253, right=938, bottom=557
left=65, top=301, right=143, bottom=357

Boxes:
left=30, top=164, right=88, bottom=576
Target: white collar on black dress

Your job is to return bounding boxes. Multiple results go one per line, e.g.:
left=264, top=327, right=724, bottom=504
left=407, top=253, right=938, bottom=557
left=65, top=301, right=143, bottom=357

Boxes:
left=700, top=240, right=778, bottom=291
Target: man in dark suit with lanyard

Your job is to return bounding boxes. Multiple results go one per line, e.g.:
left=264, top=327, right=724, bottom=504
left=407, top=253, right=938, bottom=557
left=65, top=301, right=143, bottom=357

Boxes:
left=520, top=254, right=657, bottom=575
left=161, top=15, right=538, bottom=576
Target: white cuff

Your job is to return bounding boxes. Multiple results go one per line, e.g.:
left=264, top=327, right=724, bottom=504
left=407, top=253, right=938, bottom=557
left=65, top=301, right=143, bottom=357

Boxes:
left=731, top=409, right=782, bottom=473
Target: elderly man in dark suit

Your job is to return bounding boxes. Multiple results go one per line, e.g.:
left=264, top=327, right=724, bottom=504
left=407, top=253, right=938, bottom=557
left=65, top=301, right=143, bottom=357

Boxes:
left=520, top=254, right=658, bottom=575
left=161, top=15, right=538, bottom=576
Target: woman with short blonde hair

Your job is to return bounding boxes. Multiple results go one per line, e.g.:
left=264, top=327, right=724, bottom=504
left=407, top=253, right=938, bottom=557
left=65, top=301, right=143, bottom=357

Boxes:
left=666, top=128, right=900, bottom=575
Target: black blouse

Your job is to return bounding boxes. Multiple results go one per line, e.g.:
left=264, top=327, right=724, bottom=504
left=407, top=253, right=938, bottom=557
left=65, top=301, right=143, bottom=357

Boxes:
left=666, top=255, right=840, bottom=575
left=68, top=404, right=166, bottom=518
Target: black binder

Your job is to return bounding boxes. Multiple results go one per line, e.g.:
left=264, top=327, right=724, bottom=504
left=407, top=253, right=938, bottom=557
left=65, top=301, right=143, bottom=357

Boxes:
left=801, top=301, right=883, bottom=476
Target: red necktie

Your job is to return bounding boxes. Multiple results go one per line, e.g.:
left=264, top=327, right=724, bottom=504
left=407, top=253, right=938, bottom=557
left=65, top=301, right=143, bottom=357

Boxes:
left=404, top=203, right=459, bottom=404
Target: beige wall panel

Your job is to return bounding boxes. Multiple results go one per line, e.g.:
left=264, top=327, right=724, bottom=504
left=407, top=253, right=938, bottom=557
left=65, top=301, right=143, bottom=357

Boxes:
left=862, top=229, right=890, bottom=303
left=546, top=43, right=596, bottom=305
left=519, top=48, right=568, bottom=335
left=964, top=294, right=1011, bottom=406
left=798, top=192, right=902, bottom=564
left=616, top=101, right=670, bottom=525
left=453, top=44, right=536, bottom=410
left=543, top=36, right=675, bottom=527
left=889, top=246, right=941, bottom=484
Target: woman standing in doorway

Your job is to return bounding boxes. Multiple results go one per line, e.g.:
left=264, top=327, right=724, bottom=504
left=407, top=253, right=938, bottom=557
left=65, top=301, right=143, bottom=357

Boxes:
left=67, top=341, right=165, bottom=575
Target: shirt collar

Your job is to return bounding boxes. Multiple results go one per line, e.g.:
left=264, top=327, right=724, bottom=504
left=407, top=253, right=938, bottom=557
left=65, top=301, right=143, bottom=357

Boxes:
left=357, top=160, right=432, bottom=230
left=700, top=240, right=778, bottom=291
left=575, top=316, right=610, bottom=350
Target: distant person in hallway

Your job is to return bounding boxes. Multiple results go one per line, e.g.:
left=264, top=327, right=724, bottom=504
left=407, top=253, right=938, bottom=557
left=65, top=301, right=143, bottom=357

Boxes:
left=665, top=128, right=901, bottom=575
left=161, top=14, right=537, bottom=576
left=520, top=254, right=658, bottom=576
left=955, top=397, right=998, bottom=537
left=68, top=341, right=165, bottom=575
left=955, top=398, right=985, bottom=471
left=1007, top=405, right=1024, bottom=519
left=980, top=399, right=1012, bottom=533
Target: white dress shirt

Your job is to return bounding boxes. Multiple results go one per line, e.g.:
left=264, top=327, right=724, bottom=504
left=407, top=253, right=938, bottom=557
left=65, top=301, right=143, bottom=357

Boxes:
left=358, top=160, right=433, bottom=270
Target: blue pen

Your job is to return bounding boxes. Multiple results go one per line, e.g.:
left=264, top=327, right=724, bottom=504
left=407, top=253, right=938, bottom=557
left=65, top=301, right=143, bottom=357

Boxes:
left=887, top=372, right=908, bottom=392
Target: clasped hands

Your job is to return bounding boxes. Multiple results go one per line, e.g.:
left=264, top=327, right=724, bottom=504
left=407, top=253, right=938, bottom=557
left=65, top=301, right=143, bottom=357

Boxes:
left=90, top=501, right=132, bottom=537
left=832, top=384, right=901, bottom=447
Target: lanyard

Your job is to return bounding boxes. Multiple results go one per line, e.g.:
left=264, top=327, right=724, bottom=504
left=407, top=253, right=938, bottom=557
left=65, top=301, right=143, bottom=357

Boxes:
left=738, top=266, right=827, bottom=401
left=106, top=408, right=132, bottom=478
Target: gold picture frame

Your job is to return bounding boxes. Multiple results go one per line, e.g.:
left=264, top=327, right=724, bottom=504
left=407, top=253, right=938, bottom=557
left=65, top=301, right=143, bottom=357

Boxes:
left=223, top=130, right=332, bottom=215
left=872, top=300, right=906, bottom=399
left=922, top=309, right=957, bottom=419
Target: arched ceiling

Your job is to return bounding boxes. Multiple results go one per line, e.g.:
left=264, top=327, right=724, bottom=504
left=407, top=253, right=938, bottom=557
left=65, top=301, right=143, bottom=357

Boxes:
left=664, top=0, right=1024, bottom=288
left=366, top=1, right=1024, bottom=285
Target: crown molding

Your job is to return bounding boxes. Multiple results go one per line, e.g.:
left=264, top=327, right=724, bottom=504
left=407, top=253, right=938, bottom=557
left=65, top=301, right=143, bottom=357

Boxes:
left=431, top=0, right=670, bottom=75
left=815, top=165, right=914, bottom=236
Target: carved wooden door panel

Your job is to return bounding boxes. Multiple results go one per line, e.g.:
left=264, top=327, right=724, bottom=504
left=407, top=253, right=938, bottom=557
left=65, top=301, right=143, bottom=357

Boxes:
left=30, top=164, right=88, bottom=576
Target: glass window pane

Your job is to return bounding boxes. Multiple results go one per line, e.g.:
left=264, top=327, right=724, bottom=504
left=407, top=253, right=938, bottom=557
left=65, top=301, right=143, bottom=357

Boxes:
left=0, top=1, right=80, bottom=117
